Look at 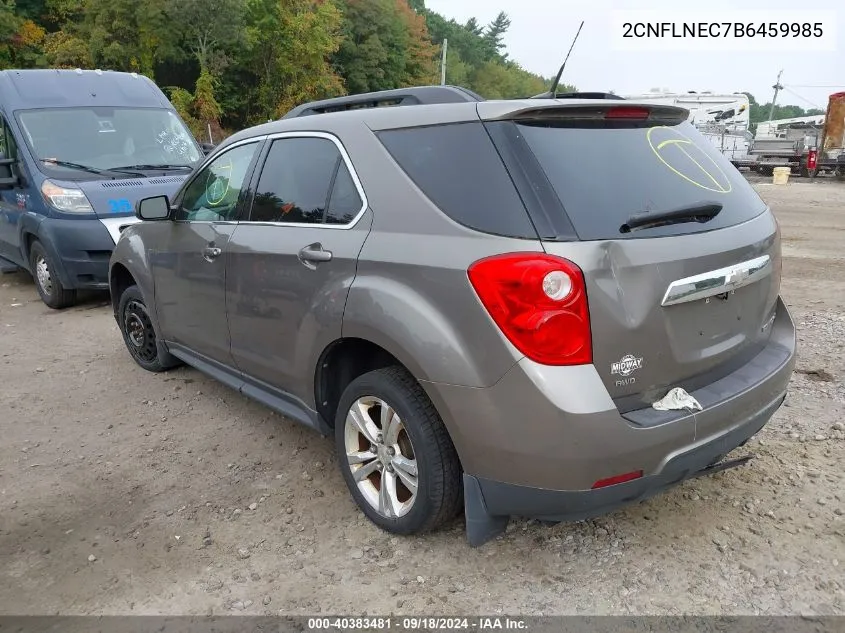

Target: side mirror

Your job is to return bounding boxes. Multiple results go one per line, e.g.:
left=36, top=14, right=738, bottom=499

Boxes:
left=201, top=143, right=215, bottom=155
left=136, top=195, right=171, bottom=221
left=0, top=156, right=18, bottom=189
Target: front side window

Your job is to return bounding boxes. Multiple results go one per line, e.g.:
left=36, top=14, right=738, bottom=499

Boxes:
left=176, top=142, right=260, bottom=222
left=16, top=107, right=201, bottom=179
left=249, top=136, right=362, bottom=225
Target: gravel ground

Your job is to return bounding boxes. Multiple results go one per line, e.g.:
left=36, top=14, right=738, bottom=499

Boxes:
left=0, top=177, right=843, bottom=616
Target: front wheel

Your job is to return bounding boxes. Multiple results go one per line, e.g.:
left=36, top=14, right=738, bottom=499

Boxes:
left=117, top=284, right=179, bottom=372
left=29, top=240, right=76, bottom=309
left=335, top=366, right=463, bottom=535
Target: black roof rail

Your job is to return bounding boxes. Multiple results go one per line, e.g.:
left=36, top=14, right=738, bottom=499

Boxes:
left=530, top=90, right=626, bottom=100
left=282, top=85, right=485, bottom=119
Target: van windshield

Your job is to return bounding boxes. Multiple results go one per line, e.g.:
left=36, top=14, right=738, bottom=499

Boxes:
left=17, top=107, right=201, bottom=177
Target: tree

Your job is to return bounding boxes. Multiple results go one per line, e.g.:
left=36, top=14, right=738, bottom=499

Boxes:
left=394, top=0, right=437, bottom=86
left=334, top=0, right=436, bottom=95
left=465, top=17, right=482, bottom=37
left=169, top=0, right=247, bottom=74
left=483, top=11, right=510, bottom=59
left=469, top=59, right=550, bottom=99
left=1, top=0, right=576, bottom=132
left=83, top=0, right=177, bottom=76
left=1, top=0, right=23, bottom=68
left=42, top=29, right=89, bottom=67
left=244, top=0, right=345, bottom=120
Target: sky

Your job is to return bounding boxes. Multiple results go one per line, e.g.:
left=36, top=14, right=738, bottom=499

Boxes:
left=423, top=0, right=844, bottom=110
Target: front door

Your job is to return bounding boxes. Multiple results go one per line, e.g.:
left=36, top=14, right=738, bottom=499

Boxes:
left=151, top=140, right=263, bottom=367
left=226, top=133, right=371, bottom=404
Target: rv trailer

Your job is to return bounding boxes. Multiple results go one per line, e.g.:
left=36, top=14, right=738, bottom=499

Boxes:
left=622, top=89, right=753, bottom=166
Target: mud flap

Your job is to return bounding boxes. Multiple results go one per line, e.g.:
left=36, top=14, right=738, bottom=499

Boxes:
left=687, top=454, right=755, bottom=480
left=463, top=474, right=508, bottom=547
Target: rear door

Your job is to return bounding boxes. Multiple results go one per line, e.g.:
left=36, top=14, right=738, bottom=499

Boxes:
left=226, top=132, right=371, bottom=404
left=482, top=103, right=781, bottom=409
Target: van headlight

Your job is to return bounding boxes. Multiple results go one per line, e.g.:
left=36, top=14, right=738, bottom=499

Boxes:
left=41, top=180, right=94, bottom=213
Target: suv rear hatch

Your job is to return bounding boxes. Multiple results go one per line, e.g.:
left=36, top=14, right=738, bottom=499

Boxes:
left=479, top=101, right=782, bottom=409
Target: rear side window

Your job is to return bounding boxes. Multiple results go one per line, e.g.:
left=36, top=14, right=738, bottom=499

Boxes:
left=514, top=120, right=767, bottom=241
left=377, top=122, right=537, bottom=239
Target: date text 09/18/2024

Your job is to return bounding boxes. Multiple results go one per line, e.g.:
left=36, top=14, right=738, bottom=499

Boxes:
left=307, top=617, right=529, bottom=631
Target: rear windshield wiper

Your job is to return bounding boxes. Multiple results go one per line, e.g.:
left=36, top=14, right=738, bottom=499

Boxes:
left=40, top=159, right=145, bottom=178
left=620, top=203, right=723, bottom=234
left=110, top=163, right=193, bottom=172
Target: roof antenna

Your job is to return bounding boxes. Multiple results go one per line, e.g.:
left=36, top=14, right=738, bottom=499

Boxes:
left=543, top=21, right=584, bottom=99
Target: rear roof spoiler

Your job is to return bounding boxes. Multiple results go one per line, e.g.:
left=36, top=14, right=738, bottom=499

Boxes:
left=530, top=91, right=626, bottom=100
left=477, top=101, right=689, bottom=123
left=281, top=85, right=485, bottom=119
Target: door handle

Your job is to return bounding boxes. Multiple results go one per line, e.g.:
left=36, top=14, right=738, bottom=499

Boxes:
left=298, top=243, right=332, bottom=268
left=203, top=246, right=222, bottom=262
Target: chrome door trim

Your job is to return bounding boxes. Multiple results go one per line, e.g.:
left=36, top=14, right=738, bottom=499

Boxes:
left=661, top=254, right=771, bottom=307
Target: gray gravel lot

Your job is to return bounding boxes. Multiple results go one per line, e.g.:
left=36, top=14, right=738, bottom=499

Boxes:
left=0, top=177, right=843, bottom=616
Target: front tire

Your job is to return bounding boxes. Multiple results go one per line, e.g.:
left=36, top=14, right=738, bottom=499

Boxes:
left=335, top=366, right=462, bottom=535
left=117, top=284, right=178, bottom=372
left=29, top=240, right=76, bottom=309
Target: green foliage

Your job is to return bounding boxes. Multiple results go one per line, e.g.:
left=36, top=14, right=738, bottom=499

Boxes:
left=333, top=0, right=437, bottom=94
left=169, top=0, right=246, bottom=73
left=416, top=7, right=551, bottom=98
left=742, top=92, right=825, bottom=133
left=84, top=0, right=176, bottom=75
left=243, top=0, right=345, bottom=121
left=1, top=0, right=23, bottom=68
left=1, top=0, right=576, bottom=127
left=483, top=11, right=511, bottom=60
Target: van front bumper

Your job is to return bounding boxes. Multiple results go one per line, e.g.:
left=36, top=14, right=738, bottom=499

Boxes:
left=36, top=216, right=133, bottom=290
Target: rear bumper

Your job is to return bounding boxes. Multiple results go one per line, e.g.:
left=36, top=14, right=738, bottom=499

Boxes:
left=469, top=388, right=784, bottom=523
left=421, top=296, right=796, bottom=542
left=36, top=217, right=120, bottom=290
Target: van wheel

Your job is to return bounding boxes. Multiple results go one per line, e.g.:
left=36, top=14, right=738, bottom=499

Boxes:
left=335, top=366, right=463, bottom=535
left=29, top=240, right=76, bottom=309
left=117, top=284, right=179, bottom=372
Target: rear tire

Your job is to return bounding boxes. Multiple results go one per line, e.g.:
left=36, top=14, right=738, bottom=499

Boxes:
left=335, top=366, right=463, bottom=536
left=117, top=284, right=179, bottom=372
left=29, top=240, right=77, bottom=309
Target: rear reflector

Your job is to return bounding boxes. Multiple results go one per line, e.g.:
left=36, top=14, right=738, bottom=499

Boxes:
left=468, top=253, right=592, bottom=366
left=605, top=106, right=650, bottom=119
left=591, top=470, right=644, bottom=489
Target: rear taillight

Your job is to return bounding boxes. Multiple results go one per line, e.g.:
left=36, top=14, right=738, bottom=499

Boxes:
left=467, top=253, right=592, bottom=366
left=605, top=106, right=650, bottom=119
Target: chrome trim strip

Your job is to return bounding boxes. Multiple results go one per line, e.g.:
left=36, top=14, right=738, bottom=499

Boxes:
left=174, top=131, right=369, bottom=231
left=661, top=255, right=771, bottom=307
left=100, top=215, right=141, bottom=245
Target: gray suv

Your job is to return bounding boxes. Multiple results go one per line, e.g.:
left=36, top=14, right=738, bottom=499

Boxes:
left=109, top=86, right=796, bottom=546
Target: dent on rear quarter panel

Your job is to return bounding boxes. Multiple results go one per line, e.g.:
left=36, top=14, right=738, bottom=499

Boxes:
left=336, top=116, right=543, bottom=388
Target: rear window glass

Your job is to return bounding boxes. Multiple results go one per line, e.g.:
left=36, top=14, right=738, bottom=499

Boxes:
left=377, top=122, right=537, bottom=239
left=516, top=120, right=767, bottom=241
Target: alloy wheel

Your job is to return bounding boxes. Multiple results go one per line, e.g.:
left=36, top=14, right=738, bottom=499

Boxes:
left=344, top=396, right=419, bottom=519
